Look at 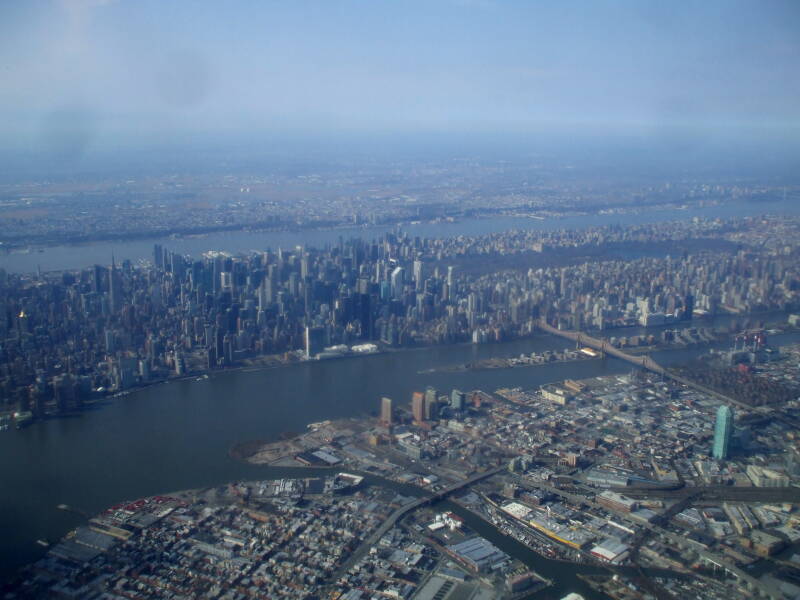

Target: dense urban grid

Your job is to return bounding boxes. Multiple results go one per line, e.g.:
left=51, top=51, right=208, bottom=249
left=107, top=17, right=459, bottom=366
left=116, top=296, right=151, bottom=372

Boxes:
left=2, top=215, right=800, bottom=428
left=1, top=161, right=792, bottom=247
left=7, top=470, right=544, bottom=600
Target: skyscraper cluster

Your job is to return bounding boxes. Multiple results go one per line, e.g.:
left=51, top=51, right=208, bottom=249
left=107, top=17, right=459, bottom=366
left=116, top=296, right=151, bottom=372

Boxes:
left=1, top=215, right=799, bottom=419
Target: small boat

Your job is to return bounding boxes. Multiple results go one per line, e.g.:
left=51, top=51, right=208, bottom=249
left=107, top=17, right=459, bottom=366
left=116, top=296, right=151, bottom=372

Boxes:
left=14, top=411, right=34, bottom=429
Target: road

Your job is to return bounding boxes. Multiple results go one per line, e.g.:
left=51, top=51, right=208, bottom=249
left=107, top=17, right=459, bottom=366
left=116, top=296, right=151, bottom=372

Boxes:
left=615, top=485, right=800, bottom=503
left=511, top=474, right=782, bottom=600
left=334, top=466, right=505, bottom=578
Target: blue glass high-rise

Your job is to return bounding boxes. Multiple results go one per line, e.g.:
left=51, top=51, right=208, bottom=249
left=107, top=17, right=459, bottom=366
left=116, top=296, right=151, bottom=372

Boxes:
left=713, top=405, right=734, bottom=460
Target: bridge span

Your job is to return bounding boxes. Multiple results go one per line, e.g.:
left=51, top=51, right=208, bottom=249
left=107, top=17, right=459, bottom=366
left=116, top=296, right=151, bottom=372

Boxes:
left=335, top=466, right=504, bottom=577
left=536, top=320, right=748, bottom=408
left=537, top=319, right=666, bottom=373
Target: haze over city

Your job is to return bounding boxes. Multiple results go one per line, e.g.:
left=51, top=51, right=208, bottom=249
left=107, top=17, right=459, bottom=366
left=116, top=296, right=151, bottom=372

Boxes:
left=1, top=1, right=799, bottom=165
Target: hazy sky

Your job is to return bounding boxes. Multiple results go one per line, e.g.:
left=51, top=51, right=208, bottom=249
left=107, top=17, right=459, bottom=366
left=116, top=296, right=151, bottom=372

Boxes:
left=1, top=0, right=799, bottom=156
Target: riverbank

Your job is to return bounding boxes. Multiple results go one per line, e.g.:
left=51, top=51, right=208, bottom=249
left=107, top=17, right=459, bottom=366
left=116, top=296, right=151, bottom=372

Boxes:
left=7, top=308, right=792, bottom=430
left=3, top=320, right=799, bottom=583
left=0, top=196, right=738, bottom=255
left=419, top=348, right=600, bottom=374
left=5, top=198, right=799, bottom=274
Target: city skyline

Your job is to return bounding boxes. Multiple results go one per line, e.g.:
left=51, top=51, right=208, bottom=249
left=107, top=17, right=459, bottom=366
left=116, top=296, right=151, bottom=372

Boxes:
left=3, top=2, right=800, bottom=598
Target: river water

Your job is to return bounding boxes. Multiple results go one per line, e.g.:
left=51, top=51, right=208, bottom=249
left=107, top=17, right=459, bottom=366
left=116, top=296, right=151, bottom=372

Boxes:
left=2, top=197, right=799, bottom=273
left=3, top=316, right=798, bottom=595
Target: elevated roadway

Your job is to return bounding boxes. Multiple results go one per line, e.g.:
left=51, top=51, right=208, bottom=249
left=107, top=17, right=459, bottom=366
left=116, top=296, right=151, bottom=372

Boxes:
left=536, top=320, right=750, bottom=409
left=536, top=319, right=667, bottom=375
left=616, top=485, right=800, bottom=503
left=512, top=474, right=782, bottom=600
left=335, top=466, right=504, bottom=577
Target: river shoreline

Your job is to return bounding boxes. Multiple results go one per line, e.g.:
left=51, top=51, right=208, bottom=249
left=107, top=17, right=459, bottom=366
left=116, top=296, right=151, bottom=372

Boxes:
left=0, top=198, right=740, bottom=254
left=5, top=309, right=792, bottom=428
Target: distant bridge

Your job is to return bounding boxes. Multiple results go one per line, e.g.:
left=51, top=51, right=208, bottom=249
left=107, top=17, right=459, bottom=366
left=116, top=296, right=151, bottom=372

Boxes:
left=536, top=320, right=747, bottom=408
left=537, top=319, right=667, bottom=374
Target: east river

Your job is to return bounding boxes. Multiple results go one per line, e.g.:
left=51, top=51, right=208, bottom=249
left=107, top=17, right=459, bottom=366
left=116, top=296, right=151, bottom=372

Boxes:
left=3, top=318, right=799, bottom=597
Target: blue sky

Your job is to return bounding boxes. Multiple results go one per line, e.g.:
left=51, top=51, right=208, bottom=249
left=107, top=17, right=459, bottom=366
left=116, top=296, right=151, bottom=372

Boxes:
left=1, top=0, right=799, bottom=153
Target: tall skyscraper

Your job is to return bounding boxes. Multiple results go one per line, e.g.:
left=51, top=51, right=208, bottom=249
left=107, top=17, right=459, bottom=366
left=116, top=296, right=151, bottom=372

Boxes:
left=220, top=271, right=233, bottom=294
left=108, top=256, right=122, bottom=314
left=713, top=405, right=734, bottom=460
left=424, top=387, right=438, bottom=420
left=153, top=244, right=164, bottom=270
left=356, top=293, right=372, bottom=339
left=412, top=391, right=425, bottom=423
left=413, top=259, right=424, bottom=285
left=390, top=266, right=405, bottom=300
left=300, top=255, right=310, bottom=279
left=424, top=386, right=437, bottom=404
left=451, top=389, right=465, bottom=411
left=304, top=326, right=324, bottom=358
left=683, top=293, right=694, bottom=321
left=380, top=396, right=393, bottom=426
left=258, top=277, right=273, bottom=310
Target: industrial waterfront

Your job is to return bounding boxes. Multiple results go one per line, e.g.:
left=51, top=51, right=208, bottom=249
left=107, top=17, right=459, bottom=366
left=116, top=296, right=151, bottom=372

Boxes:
left=2, top=319, right=798, bottom=589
